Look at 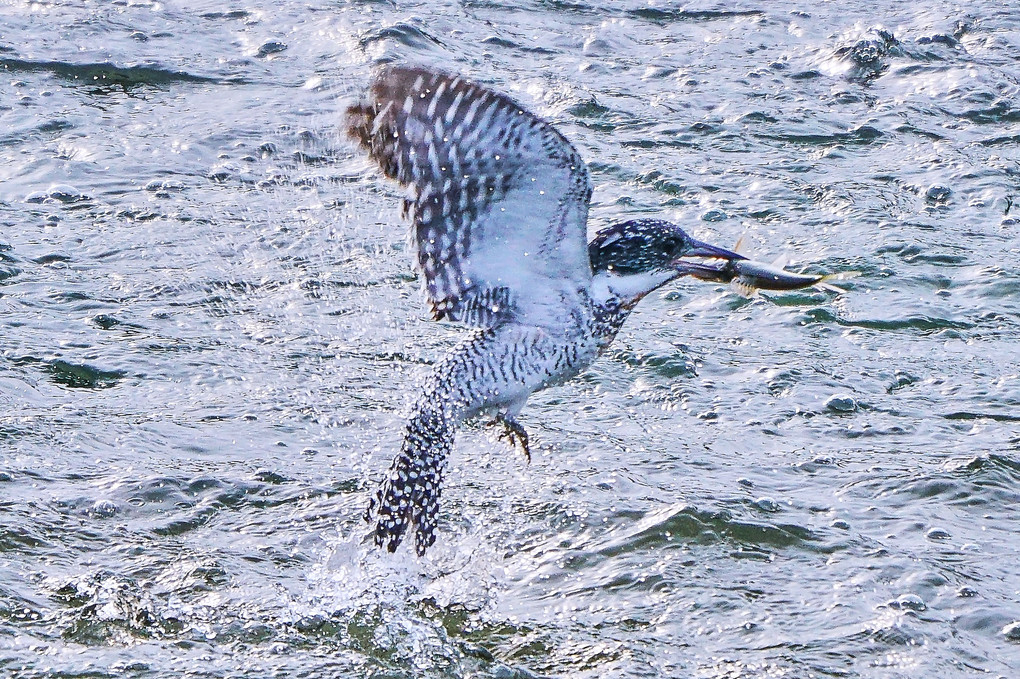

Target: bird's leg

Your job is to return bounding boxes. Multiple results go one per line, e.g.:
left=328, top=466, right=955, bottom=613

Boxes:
left=489, top=414, right=530, bottom=464
left=366, top=326, right=550, bottom=556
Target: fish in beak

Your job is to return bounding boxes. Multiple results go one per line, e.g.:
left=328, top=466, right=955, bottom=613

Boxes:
left=674, top=236, right=855, bottom=296
left=671, top=237, right=746, bottom=279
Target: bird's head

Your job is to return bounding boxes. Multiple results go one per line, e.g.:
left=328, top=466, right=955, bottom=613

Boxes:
left=588, top=219, right=745, bottom=307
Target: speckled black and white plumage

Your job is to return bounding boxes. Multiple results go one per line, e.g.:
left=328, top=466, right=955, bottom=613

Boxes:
left=364, top=324, right=594, bottom=555
left=347, top=65, right=739, bottom=555
left=346, top=65, right=594, bottom=328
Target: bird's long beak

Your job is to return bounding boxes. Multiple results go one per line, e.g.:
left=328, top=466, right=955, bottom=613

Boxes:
left=672, top=238, right=746, bottom=279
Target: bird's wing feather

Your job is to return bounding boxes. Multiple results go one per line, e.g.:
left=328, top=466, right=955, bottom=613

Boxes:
left=346, top=65, right=593, bottom=328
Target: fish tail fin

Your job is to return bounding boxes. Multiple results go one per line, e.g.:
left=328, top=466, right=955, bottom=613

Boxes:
left=815, top=271, right=860, bottom=294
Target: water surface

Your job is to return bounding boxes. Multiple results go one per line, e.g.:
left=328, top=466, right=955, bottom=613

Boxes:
left=2, top=1, right=1019, bottom=677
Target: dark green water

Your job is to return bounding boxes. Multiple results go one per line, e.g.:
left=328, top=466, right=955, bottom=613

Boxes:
left=2, top=1, right=1019, bottom=677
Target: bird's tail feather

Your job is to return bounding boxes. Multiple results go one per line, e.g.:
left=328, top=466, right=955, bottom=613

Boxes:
left=366, top=406, right=454, bottom=556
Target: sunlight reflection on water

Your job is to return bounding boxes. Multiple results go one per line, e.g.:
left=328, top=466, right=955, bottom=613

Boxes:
left=1, top=0, right=1019, bottom=677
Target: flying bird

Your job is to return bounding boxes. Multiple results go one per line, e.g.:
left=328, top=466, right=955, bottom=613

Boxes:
left=346, top=65, right=814, bottom=555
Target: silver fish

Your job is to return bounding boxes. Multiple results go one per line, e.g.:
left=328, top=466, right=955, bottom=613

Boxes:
left=676, top=247, right=853, bottom=296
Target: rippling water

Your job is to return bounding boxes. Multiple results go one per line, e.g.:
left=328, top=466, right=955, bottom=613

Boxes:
left=2, top=1, right=1019, bottom=677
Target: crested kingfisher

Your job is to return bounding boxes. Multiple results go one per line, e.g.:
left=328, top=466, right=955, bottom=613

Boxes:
left=346, top=65, right=750, bottom=556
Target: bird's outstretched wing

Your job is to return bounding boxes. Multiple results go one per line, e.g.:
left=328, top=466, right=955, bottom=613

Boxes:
left=346, top=65, right=593, bottom=328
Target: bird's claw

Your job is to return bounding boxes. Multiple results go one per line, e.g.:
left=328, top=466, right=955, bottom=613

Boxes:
left=491, top=415, right=530, bottom=463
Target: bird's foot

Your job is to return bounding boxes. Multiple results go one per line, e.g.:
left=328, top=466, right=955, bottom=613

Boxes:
left=490, top=415, right=530, bottom=464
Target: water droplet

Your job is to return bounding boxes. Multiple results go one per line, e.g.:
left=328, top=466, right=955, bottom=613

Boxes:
left=700, top=209, right=727, bottom=222
left=26, top=184, right=91, bottom=204
left=824, top=394, right=858, bottom=413
left=889, top=593, right=926, bottom=612
left=925, top=184, right=951, bottom=204
left=257, top=41, right=287, bottom=58
left=89, top=500, right=119, bottom=518
left=92, top=314, right=120, bottom=330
